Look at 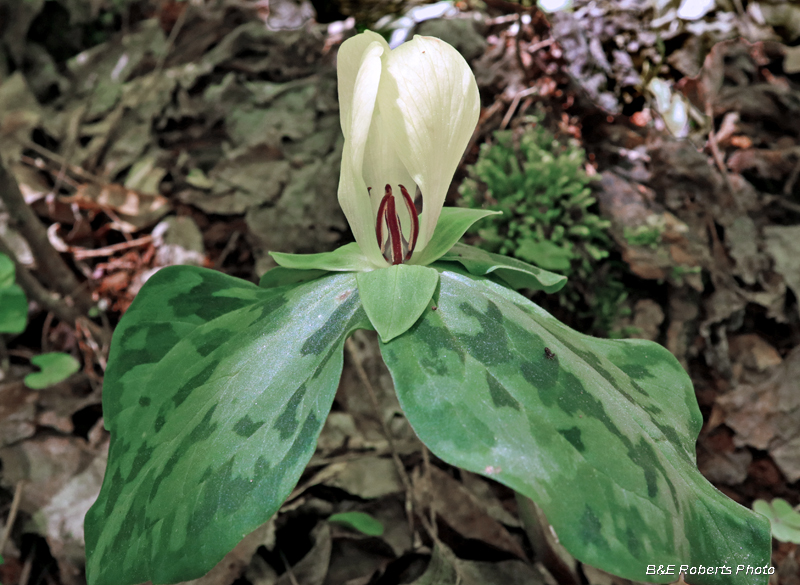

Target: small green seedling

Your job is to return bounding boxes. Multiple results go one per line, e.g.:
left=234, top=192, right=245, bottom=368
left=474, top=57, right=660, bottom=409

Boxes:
left=25, top=352, right=81, bottom=390
left=753, top=498, right=800, bottom=544
left=328, top=511, right=385, bottom=536
left=1, top=253, right=81, bottom=389
left=84, top=31, right=771, bottom=585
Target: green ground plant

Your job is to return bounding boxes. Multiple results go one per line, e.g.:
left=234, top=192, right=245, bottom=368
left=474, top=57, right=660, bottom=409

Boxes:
left=84, top=32, right=771, bottom=585
left=0, top=252, right=81, bottom=388
left=459, top=117, right=628, bottom=335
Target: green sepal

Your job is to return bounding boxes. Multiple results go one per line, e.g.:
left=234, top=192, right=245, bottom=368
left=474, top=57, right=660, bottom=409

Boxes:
left=380, top=267, right=770, bottom=584
left=410, top=207, right=500, bottom=267
left=0, top=253, right=27, bottom=334
left=438, top=243, right=567, bottom=293
left=357, top=264, right=439, bottom=343
left=270, top=242, right=375, bottom=272
left=259, top=267, right=329, bottom=289
left=85, top=266, right=369, bottom=585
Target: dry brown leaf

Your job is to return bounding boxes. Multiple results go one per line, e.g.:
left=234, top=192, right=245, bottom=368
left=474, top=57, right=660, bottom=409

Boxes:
left=67, top=183, right=171, bottom=230
left=414, top=466, right=526, bottom=560
left=717, top=346, right=800, bottom=482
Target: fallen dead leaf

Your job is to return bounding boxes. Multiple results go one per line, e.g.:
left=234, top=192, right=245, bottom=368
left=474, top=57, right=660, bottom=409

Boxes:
left=413, top=465, right=526, bottom=560
left=717, top=346, right=800, bottom=482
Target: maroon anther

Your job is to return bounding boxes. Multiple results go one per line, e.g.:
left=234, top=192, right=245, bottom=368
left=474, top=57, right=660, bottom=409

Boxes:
left=374, top=183, right=420, bottom=265
left=398, top=185, right=419, bottom=261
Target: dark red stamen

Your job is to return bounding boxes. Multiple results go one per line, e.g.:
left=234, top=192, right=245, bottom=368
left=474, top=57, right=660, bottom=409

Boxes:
left=399, top=185, right=419, bottom=261
left=375, top=186, right=391, bottom=249
left=383, top=185, right=404, bottom=265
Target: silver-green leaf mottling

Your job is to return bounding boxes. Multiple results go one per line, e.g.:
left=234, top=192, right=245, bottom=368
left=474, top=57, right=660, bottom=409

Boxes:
left=85, top=267, right=367, bottom=585
left=380, top=267, right=770, bottom=585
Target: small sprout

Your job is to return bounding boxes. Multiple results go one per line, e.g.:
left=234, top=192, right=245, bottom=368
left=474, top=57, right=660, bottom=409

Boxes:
left=753, top=498, right=800, bottom=544
left=328, top=511, right=384, bottom=536
left=25, top=353, right=81, bottom=389
left=544, top=347, right=556, bottom=360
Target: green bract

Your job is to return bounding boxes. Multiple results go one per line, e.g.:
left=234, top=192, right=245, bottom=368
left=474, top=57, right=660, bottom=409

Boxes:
left=85, top=30, right=771, bottom=585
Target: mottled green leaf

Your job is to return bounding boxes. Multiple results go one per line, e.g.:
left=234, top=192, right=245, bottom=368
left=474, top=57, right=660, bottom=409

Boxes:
left=753, top=498, right=800, bottom=544
left=25, top=353, right=80, bottom=389
left=328, top=511, right=384, bottom=536
left=381, top=267, right=770, bottom=584
left=438, top=243, right=567, bottom=293
left=270, top=242, right=374, bottom=272
left=410, top=207, right=500, bottom=267
left=0, top=253, right=27, bottom=334
left=259, top=267, right=329, bottom=289
left=85, top=267, right=368, bottom=585
left=357, top=265, right=438, bottom=342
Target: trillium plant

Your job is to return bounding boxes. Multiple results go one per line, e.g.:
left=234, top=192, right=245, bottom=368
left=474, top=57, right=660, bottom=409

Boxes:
left=85, top=32, right=771, bottom=585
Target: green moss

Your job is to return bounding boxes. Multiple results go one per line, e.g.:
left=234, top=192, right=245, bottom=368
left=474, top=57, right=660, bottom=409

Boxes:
left=459, top=115, right=627, bottom=335
left=623, top=225, right=663, bottom=249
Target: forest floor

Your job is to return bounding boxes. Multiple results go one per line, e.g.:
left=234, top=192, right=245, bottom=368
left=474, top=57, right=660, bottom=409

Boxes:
left=1, top=1, right=800, bottom=584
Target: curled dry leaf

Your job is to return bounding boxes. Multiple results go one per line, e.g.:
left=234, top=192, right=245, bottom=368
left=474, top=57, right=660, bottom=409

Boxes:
left=718, top=346, right=800, bottom=482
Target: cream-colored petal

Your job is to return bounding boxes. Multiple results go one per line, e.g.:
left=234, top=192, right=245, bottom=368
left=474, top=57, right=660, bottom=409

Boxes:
left=377, top=35, right=480, bottom=250
left=362, top=104, right=417, bottom=223
left=337, top=31, right=389, bottom=144
left=338, top=148, right=388, bottom=268
left=336, top=32, right=390, bottom=267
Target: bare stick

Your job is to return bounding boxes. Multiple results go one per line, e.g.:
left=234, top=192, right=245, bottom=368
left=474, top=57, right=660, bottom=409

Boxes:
left=0, top=160, right=92, bottom=312
left=0, top=480, right=24, bottom=556
left=0, top=237, right=107, bottom=343
left=344, top=336, right=437, bottom=541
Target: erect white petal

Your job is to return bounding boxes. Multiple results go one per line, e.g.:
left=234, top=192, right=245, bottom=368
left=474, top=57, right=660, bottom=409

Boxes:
left=376, top=35, right=480, bottom=251
left=337, top=31, right=390, bottom=267
left=362, top=105, right=417, bottom=225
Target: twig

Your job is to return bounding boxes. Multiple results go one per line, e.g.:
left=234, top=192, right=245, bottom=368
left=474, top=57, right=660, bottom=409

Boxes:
left=705, top=100, right=738, bottom=204
left=19, top=542, right=34, bottom=585
left=501, top=86, right=539, bottom=130
left=0, top=160, right=93, bottom=312
left=0, top=238, right=108, bottom=344
left=214, top=230, right=241, bottom=269
left=421, top=446, right=437, bottom=539
left=784, top=155, right=800, bottom=196
left=278, top=548, right=300, bottom=585
left=41, top=311, right=54, bottom=354
left=0, top=480, right=24, bottom=556
left=528, top=38, right=555, bottom=54
left=71, top=235, right=153, bottom=260
left=514, top=14, right=527, bottom=81
left=774, top=196, right=800, bottom=214
left=344, top=336, right=437, bottom=541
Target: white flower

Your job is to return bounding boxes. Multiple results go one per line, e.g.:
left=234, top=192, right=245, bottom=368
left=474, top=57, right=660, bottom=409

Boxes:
left=337, top=31, right=480, bottom=268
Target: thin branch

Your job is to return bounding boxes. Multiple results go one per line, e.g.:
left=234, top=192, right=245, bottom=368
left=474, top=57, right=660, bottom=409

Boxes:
left=0, top=160, right=92, bottom=312
left=0, top=237, right=107, bottom=344
left=345, top=336, right=437, bottom=542
left=0, top=480, right=24, bottom=556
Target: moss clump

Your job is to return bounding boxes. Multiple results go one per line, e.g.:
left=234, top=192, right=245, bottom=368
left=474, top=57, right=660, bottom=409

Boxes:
left=459, top=117, right=628, bottom=335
